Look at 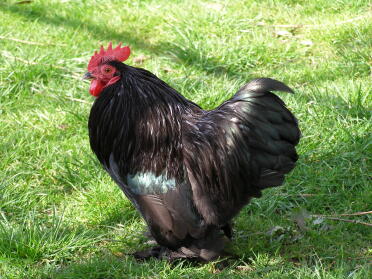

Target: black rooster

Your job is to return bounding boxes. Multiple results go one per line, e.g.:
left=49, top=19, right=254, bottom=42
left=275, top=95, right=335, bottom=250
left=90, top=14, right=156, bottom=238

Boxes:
left=84, top=43, right=300, bottom=261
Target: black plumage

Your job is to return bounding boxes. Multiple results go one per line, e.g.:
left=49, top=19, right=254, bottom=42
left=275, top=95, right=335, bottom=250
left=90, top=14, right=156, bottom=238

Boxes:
left=87, top=60, right=300, bottom=261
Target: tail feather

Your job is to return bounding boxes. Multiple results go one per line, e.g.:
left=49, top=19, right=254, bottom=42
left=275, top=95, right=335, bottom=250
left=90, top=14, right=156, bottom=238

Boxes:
left=184, top=77, right=300, bottom=225
left=237, top=78, right=294, bottom=95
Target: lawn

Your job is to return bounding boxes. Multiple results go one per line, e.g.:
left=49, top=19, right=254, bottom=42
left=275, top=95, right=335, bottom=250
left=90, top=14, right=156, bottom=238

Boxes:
left=0, top=0, right=371, bottom=278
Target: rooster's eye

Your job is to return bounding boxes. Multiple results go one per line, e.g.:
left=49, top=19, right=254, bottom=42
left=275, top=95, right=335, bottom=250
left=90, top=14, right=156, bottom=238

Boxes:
left=104, top=67, right=112, bottom=73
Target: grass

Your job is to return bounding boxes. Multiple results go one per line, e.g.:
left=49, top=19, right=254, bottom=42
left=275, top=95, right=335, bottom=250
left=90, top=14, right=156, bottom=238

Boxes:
left=0, top=0, right=371, bottom=278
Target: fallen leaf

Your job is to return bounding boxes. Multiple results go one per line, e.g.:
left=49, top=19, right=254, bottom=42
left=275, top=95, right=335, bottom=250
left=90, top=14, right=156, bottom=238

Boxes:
left=313, top=217, right=324, bottom=225
left=291, top=208, right=311, bottom=231
left=204, top=3, right=224, bottom=11
left=15, top=0, right=33, bottom=4
left=236, top=265, right=253, bottom=271
left=58, top=124, right=69, bottom=130
left=266, top=225, right=284, bottom=236
left=162, top=67, right=175, bottom=73
left=300, top=40, right=313, bottom=46
left=275, top=30, right=292, bottom=37
left=133, top=55, right=149, bottom=64
left=112, top=251, right=124, bottom=257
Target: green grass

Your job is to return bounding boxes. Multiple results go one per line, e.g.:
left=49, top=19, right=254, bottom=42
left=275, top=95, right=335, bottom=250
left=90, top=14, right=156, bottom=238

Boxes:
left=0, top=0, right=371, bottom=278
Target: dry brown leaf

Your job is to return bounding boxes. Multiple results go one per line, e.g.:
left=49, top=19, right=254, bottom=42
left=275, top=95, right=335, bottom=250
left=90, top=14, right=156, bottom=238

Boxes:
left=204, top=3, right=224, bottom=11
left=112, top=251, right=125, bottom=257
left=162, top=67, right=176, bottom=73
left=133, top=55, right=149, bottom=64
left=15, top=0, right=33, bottom=4
left=300, top=40, right=313, bottom=46
left=275, top=30, right=293, bottom=37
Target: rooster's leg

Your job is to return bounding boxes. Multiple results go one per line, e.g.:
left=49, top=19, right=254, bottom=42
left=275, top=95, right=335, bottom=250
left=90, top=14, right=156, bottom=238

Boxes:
left=132, top=246, right=165, bottom=260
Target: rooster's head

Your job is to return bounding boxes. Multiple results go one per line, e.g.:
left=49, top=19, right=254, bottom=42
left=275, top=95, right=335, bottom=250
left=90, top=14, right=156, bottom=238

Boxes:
left=84, top=42, right=130, bottom=97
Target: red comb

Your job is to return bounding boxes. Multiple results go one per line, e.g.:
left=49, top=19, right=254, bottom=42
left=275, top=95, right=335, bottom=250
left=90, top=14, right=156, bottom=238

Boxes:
left=88, top=42, right=130, bottom=72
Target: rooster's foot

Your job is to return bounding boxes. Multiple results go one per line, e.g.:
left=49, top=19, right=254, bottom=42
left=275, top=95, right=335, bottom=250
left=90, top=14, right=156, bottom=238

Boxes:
left=132, top=246, right=199, bottom=262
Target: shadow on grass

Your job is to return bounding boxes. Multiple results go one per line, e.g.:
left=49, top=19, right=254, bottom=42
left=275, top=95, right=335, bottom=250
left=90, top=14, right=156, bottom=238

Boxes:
left=0, top=2, right=246, bottom=81
left=39, top=222, right=372, bottom=279
left=43, top=254, right=242, bottom=279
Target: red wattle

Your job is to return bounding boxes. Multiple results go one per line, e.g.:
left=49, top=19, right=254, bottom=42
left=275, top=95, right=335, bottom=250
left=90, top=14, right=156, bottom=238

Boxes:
left=89, top=79, right=104, bottom=97
left=89, top=77, right=121, bottom=97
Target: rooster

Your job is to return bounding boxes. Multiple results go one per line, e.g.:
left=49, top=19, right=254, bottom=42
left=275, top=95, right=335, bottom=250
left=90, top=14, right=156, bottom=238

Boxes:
left=84, top=43, right=300, bottom=261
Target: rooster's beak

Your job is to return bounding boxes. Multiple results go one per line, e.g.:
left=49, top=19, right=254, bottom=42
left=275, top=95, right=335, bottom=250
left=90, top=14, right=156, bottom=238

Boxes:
left=83, top=72, right=93, bottom=80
